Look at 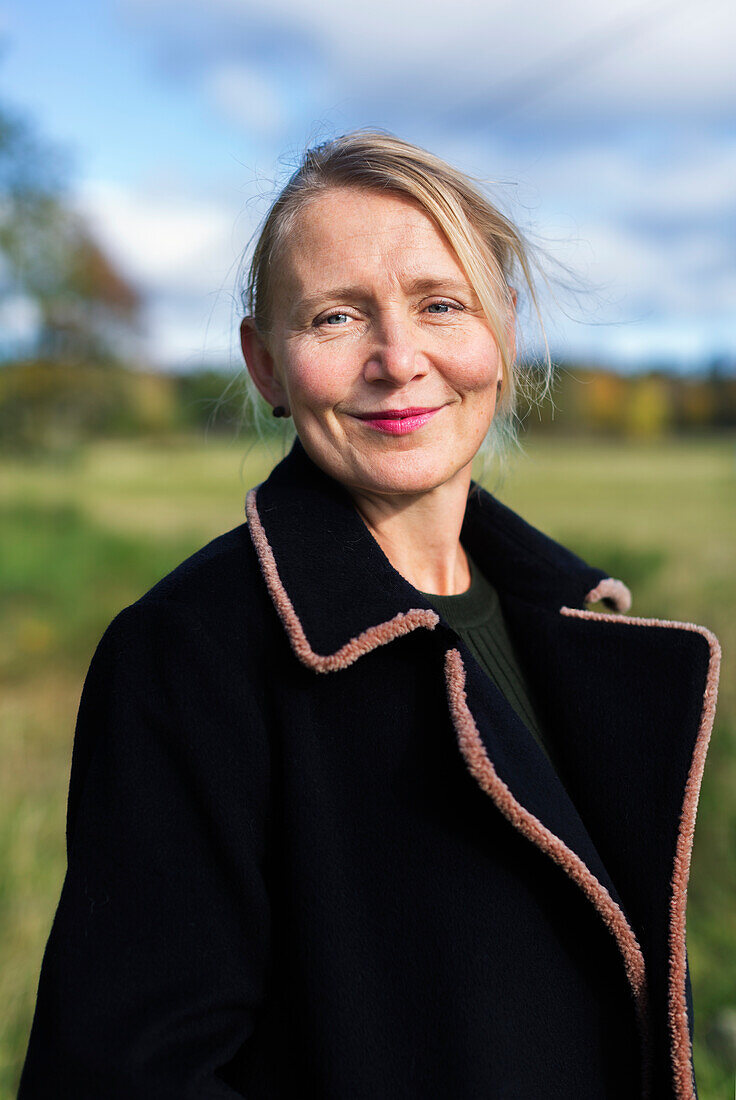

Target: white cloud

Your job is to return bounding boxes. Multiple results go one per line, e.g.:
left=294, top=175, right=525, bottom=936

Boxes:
left=145, top=297, right=238, bottom=369
left=529, top=139, right=736, bottom=223
left=76, top=178, right=245, bottom=296
left=204, top=64, right=285, bottom=134
left=126, top=0, right=736, bottom=123
left=73, top=178, right=256, bottom=365
left=546, top=0, right=736, bottom=117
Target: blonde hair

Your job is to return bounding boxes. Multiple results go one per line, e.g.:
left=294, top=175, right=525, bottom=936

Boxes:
left=239, top=127, right=552, bottom=475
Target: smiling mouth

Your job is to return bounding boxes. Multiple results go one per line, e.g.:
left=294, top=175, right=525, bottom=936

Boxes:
left=352, top=406, right=444, bottom=435
left=354, top=407, right=441, bottom=420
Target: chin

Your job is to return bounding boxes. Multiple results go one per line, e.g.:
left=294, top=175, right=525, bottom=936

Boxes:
left=347, top=452, right=470, bottom=497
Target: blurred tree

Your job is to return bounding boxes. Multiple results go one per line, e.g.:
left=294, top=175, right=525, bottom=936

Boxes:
left=627, top=373, right=673, bottom=439
left=0, top=90, right=142, bottom=363
left=31, top=213, right=143, bottom=362
left=581, top=369, right=629, bottom=435
left=175, top=368, right=248, bottom=432
left=676, top=378, right=717, bottom=430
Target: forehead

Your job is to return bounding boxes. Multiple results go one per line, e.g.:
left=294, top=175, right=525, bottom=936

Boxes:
left=277, top=188, right=466, bottom=295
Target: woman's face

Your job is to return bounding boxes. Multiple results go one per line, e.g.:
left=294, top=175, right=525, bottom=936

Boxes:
left=242, top=187, right=512, bottom=499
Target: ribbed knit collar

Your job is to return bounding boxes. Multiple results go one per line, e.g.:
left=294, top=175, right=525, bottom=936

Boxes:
left=418, top=551, right=502, bottom=630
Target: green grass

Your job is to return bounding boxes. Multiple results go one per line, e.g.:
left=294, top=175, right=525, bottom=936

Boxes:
left=1, top=432, right=735, bottom=1098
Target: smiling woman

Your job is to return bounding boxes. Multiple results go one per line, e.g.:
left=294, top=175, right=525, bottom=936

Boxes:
left=240, top=130, right=550, bottom=484
left=18, top=130, right=720, bottom=1099
left=241, top=188, right=508, bottom=511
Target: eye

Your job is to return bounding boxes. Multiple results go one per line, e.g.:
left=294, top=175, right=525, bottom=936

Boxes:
left=316, top=311, right=350, bottom=326
left=426, top=300, right=462, bottom=315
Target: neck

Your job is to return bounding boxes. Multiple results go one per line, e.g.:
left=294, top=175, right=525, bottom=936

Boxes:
left=348, top=465, right=473, bottom=596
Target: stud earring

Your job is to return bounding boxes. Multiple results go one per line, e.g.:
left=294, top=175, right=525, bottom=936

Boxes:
left=272, top=405, right=286, bottom=418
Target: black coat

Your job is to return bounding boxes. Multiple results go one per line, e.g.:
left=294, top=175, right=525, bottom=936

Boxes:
left=19, top=436, right=721, bottom=1099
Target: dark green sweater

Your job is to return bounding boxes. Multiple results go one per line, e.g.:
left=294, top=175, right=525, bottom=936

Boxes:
left=418, top=551, right=565, bottom=782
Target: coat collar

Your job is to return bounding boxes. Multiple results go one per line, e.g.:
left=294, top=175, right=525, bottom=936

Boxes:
left=245, top=434, right=630, bottom=672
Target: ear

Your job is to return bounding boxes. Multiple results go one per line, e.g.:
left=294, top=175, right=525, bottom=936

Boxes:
left=239, top=318, right=289, bottom=409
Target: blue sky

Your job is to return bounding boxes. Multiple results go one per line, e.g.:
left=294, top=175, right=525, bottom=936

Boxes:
left=1, top=0, right=734, bottom=370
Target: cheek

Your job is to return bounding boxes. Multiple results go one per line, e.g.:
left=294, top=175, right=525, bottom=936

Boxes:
left=284, top=352, right=349, bottom=408
left=448, top=337, right=503, bottom=393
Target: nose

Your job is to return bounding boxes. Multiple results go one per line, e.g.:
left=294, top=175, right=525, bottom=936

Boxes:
left=362, top=313, right=429, bottom=387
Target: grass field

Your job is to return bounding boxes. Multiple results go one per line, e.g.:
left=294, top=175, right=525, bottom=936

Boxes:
left=2, top=431, right=734, bottom=1097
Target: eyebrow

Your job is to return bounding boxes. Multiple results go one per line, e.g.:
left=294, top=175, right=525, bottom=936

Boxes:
left=294, top=276, right=474, bottom=317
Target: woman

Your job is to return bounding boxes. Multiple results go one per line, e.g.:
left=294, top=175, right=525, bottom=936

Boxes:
left=19, top=131, right=720, bottom=1099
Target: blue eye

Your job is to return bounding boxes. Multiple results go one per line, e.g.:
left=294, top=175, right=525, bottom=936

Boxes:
left=322, top=312, right=349, bottom=325
left=427, top=301, right=461, bottom=314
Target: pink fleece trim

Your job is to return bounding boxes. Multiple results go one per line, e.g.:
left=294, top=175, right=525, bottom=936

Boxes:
left=245, top=487, right=440, bottom=672
left=585, top=577, right=632, bottom=612
left=559, top=605, right=722, bottom=1099
left=443, top=646, right=653, bottom=1097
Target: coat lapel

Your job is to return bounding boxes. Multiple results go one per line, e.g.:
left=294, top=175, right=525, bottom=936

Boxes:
left=443, top=638, right=653, bottom=1095
left=504, top=596, right=719, bottom=1100
left=245, top=438, right=440, bottom=671
left=245, top=436, right=720, bottom=1100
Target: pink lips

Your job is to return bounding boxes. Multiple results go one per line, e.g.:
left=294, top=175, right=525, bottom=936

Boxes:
left=354, top=406, right=443, bottom=435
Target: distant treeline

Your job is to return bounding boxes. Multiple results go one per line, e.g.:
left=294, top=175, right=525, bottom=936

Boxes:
left=0, top=358, right=735, bottom=454
left=518, top=361, right=736, bottom=436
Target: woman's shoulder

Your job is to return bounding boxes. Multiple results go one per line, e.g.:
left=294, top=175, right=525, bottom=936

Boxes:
left=100, top=520, right=277, bottom=666
left=68, top=522, right=275, bottom=858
